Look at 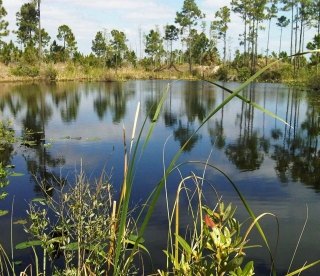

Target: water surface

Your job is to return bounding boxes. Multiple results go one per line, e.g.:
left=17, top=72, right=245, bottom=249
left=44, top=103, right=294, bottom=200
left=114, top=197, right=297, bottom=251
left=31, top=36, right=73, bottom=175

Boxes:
left=1, top=80, right=320, bottom=275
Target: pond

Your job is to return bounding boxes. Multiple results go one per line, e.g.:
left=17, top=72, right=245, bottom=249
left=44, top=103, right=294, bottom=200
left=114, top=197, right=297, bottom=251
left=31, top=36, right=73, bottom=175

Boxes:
left=0, top=80, right=320, bottom=275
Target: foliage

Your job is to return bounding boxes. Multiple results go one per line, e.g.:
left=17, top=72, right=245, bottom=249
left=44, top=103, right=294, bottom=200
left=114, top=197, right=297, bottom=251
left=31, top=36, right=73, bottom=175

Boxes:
left=44, top=64, right=58, bottom=81
left=211, top=6, right=230, bottom=63
left=124, top=50, right=137, bottom=68
left=11, top=63, right=40, bottom=77
left=215, top=65, right=229, bottom=81
left=307, top=74, right=320, bottom=91
left=0, top=120, right=15, bottom=217
left=160, top=201, right=254, bottom=276
left=175, top=0, right=204, bottom=72
left=109, top=29, right=128, bottom=69
left=237, top=66, right=251, bottom=82
left=258, top=68, right=282, bottom=82
left=0, top=41, right=20, bottom=65
left=145, top=29, right=164, bottom=68
left=189, top=30, right=218, bottom=66
left=35, top=28, right=51, bottom=50
left=306, top=35, right=320, bottom=66
left=0, top=120, right=15, bottom=149
left=164, top=24, right=179, bottom=65
left=57, top=25, right=77, bottom=61
left=18, top=171, right=138, bottom=275
left=91, top=31, right=107, bottom=59
left=15, top=2, right=39, bottom=47
left=49, top=40, right=65, bottom=63
left=0, top=0, right=9, bottom=44
left=276, top=16, right=290, bottom=56
left=0, top=163, right=9, bottom=217
left=22, top=43, right=39, bottom=64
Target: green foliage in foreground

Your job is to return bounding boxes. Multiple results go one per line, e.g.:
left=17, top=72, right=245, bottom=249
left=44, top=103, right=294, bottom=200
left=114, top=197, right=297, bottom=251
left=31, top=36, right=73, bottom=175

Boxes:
left=17, top=174, right=255, bottom=276
left=160, top=202, right=255, bottom=276
left=0, top=121, right=15, bottom=216
left=0, top=163, right=9, bottom=216
left=0, top=120, right=15, bottom=150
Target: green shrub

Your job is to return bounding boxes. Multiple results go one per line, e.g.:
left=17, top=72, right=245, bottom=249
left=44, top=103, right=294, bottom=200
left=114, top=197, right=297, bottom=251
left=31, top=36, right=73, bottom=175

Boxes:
left=0, top=120, right=15, bottom=149
left=11, top=64, right=40, bottom=78
left=237, top=66, right=251, bottom=82
left=0, top=163, right=10, bottom=216
left=307, top=74, right=320, bottom=91
left=44, top=65, right=58, bottom=81
left=18, top=172, right=137, bottom=275
left=215, top=66, right=229, bottom=81
left=160, top=202, right=255, bottom=276
left=259, top=69, right=282, bottom=82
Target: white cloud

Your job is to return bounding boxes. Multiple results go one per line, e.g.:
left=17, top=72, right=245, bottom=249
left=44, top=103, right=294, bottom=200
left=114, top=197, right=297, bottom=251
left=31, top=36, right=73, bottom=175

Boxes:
left=1, top=0, right=315, bottom=56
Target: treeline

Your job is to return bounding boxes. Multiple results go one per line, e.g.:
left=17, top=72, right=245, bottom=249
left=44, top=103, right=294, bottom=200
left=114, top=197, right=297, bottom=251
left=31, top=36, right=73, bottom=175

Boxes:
left=0, top=0, right=319, bottom=83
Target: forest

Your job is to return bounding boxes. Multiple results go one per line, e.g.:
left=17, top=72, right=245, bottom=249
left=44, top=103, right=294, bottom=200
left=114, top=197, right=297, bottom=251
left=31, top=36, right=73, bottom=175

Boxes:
left=0, top=0, right=319, bottom=87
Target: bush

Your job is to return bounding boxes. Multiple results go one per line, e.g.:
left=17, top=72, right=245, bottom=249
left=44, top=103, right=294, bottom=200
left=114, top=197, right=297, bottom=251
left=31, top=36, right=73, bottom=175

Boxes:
left=237, top=66, right=251, bottom=82
left=44, top=65, right=58, bottom=81
left=259, top=69, right=282, bottom=82
left=11, top=64, right=40, bottom=78
left=307, top=74, right=320, bottom=91
left=18, top=171, right=136, bottom=275
left=215, top=66, right=229, bottom=81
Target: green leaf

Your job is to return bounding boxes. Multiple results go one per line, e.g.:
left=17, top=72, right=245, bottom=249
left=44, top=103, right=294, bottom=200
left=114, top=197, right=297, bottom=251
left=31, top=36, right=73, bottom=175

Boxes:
left=10, top=172, right=24, bottom=177
left=175, top=234, right=192, bottom=256
left=13, top=219, right=27, bottom=225
left=63, top=242, right=79, bottom=251
left=128, top=234, right=145, bottom=244
left=0, top=210, right=8, bottom=216
left=242, top=261, right=254, bottom=276
left=0, top=192, right=8, bottom=200
left=31, top=198, right=46, bottom=203
left=286, top=259, right=320, bottom=276
left=223, top=256, right=244, bottom=272
left=204, top=79, right=291, bottom=128
left=16, top=240, right=42, bottom=249
left=124, top=239, right=149, bottom=254
left=14, top=260, right=22, bottom=265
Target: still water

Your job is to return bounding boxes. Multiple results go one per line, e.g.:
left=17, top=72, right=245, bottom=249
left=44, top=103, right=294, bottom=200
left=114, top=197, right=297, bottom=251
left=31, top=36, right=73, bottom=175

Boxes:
left=0, top=80, right=320, bottom=274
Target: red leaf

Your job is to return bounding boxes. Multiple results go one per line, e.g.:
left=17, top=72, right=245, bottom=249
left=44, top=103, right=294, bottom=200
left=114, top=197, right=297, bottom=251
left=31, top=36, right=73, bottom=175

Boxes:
left=204, top=214, right=216, bottom=229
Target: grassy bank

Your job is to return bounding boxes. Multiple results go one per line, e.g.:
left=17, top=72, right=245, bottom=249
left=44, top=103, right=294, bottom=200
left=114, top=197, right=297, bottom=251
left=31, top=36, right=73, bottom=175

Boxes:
left=0, top=62, right=201, bottom=83
left=0, top=60, right=317, bottom=86
left=0, top=60, right=319, bottom=91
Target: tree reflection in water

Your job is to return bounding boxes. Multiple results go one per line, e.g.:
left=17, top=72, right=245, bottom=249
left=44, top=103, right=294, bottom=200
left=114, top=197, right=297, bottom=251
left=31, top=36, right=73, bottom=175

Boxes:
left=1, top=81, right=320, bottom=193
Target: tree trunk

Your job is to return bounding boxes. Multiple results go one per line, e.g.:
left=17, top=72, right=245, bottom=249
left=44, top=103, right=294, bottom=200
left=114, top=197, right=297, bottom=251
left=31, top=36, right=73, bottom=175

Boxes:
left=266, top=18, right=271, bottom=65
left=188, top=25, right=192, bottom=73
left=290, top=0, right=294, bottom=57
left=298, top=15, right=303, bottom=69
left=254, top=21, right=259, bottom=70
left=223, top=33, right=226, bottom=63
left=294, top=4, right=299, bottom=74
left=38, top=0, right=42, bottom=61
left=279, top=28, right=283, bottom=57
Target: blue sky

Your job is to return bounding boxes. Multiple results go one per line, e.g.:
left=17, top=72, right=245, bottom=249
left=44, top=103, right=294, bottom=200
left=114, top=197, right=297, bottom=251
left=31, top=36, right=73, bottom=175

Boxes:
left=2, top=0, right=315, bottom=57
